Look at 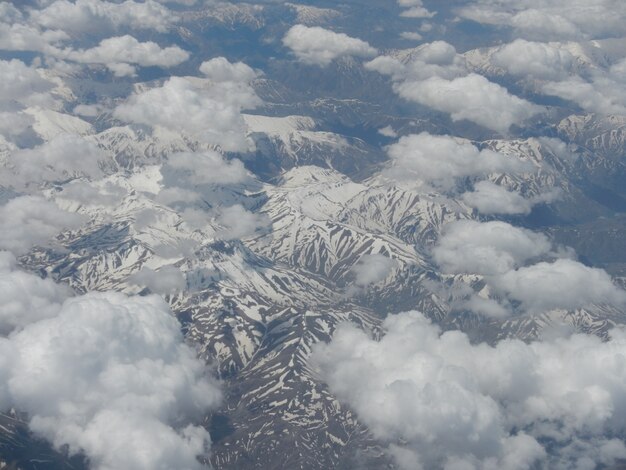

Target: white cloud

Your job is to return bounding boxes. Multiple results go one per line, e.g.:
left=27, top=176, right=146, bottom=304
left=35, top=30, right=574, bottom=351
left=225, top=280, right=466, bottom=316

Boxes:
left=63, top=35, right=189, bottom=76
left=3, top=134, right=106, bottom=187
left=541, top=76, right=626, bottom=116
left=433, top=220, right=626, bottom=315
left=31, top=0, right=173, bottom=35
left=384, top=133, right=529, bottom=190
left=161, top=151, right=249, bottom=187
left=0, top=291, right=221, bottom=470
left=400, top=31, right=423, bottom=41
left=351, top=253, right=397, bottom=287
left=378, top=125, right=397, bottom=137
left=491, top=39, right=575, bottom=81
left=0, top=251, right=70, bottom=335
left=0, top=111, right=34, bottom=139
left=55, top=180, right=127, bottom=209
left=0, top=196, right=85, bottom=255
left=398, top=0, right=435, bottom=19
left=366, top=42, right=541, bottom=133
left=200, top=57, right=257, bottom=83
left=283, top=25, right=377, bottom=67
left=461, top=180, right=559, bottom=215
left=0, top=22, right=68, bottom=56
left=114, top=71, right=260, bottom=152
left=312, top=310, right=626, bottom=469
left=395, top=74, right=542, bottom=134
left=433, top=220, right=552, bottom=276
left=456, top=0, right=626, bottom=41
left=0, top=59, right=54, bottom=106
left=495, top=259, right=626, bottom=313
left=128, top=265, right=186, bottom=294
left=215, top=204, right=270, bottom=240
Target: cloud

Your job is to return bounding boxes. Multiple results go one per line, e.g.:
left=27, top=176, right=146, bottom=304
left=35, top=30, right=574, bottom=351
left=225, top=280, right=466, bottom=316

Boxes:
left=200, top=57, right=257, bottom=83
left=55, top=180, right=127, bottom=208
left=114, top=68, right=260, bottom=151
left=0, top=251, right=70, bottom=335
left=0, top=59, right=54, bottom=107
left=433, top=220, right=626, bottom=315
left=398, top=0, right=435, bottom=18
left=541, top=76, right=626, bottom=116
left=2, top=134, right=106, bottom=187
left=31, top=0, right=173, bottom=35
left=63, top=35, right=189, bottom=76
left=0, top=22, right=68, bottom=56
left=365, top=42, right=541, bottom=133
left=455, top=0, right=626, bottom=41
left=0, top=111, right=34, bottom=140
left=432, top=220, right=552, bottom=276
left=494, top=259, right=626, bottom=313
left=482, top=39, right=626, bottom=116
left=161, top=151, right=250, bottom=187
left=0, top=290, right=221, bottom=470
left=215, top=204, right=271, bottom=240
left=384, top=133, right=529, bottom=190
left=312, top=310, right=626, bottom=470
left=395, top=74, right=542, bottom=134
left=0, top=196, right=85, bottom=255
left=378, top=125, right=397, bottom=137
left=491, top=39, right=575, bottom=81
left=128, top=265, right=186, bottom=294
left=351, top=253, right=397, bottom=287
left=461, top=180, right=559, bottom=215
left=282, top=25, right=377, bottom=67
left=400, top=31, right=423, bottom=41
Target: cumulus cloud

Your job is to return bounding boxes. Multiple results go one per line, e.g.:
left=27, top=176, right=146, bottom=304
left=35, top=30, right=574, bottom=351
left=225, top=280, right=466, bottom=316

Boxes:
left=456, top=0, right=626, bottom=41
left=495, top=259, right=626, bottom=313
left=63, top=35, right=189, bottom=76
left=0, top=111, right=34, bottom=140
left=0, top=59, right=54, bottom=107
left=366, top=42, right=541, bottom=133
left=31, top=0, right=174, bottom=35
left=2, top=134, right=106, bottom=187
left=433, top=220, right=553, bottom=276
left=0, top=196, right=85, bottom=255
left=313, top=310, right=626, bottom=469
left=0, top=251, right=70, bottom=334
left=398, top=0, right=435, bottom=18
left=0, top=22, right=68, bottom=56
left=215, top=204, right=271, bottom=240
left=461, top=180, right=559, bottom=215
left=55, top=180, right=127, bottom=208
left=541, top=76, right=626, bottom=116
left=384, top=133, right=529, bottom=190
left=395, top=74, right=542, bottom=134
left=283, top=25, right=377, bottom=67
left=433, top=220, right=626, bottom=315
left=400, top=31, right=423, bottom=41
left=114, top=66, right=260, bottom=151
left=351, top=253, right=397, bottom=287
left=200, top=57, right=258, bottom=83
left=128, top=265, right=186, bottom=294
left=161, top=151, right=249, bottom=187
left=482, top=38, right=626, bottom=116
left=0, top=290, right=221, bottom=470
left=491, top=39, right=575, bottom=81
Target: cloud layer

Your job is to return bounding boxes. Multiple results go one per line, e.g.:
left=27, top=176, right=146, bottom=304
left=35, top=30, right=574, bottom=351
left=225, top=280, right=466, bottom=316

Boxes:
left=0, top=260, right=221, bottom=470
left=313, top=310, right=626, bottom=470
left=114, top=60, right=260, bottom=151
left=283, top=25, right=377, bottom=67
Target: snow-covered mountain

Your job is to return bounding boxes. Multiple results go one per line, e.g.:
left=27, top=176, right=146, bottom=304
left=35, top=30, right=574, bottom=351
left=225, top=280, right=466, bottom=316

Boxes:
left=1, top=2, right=626, bottom=469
